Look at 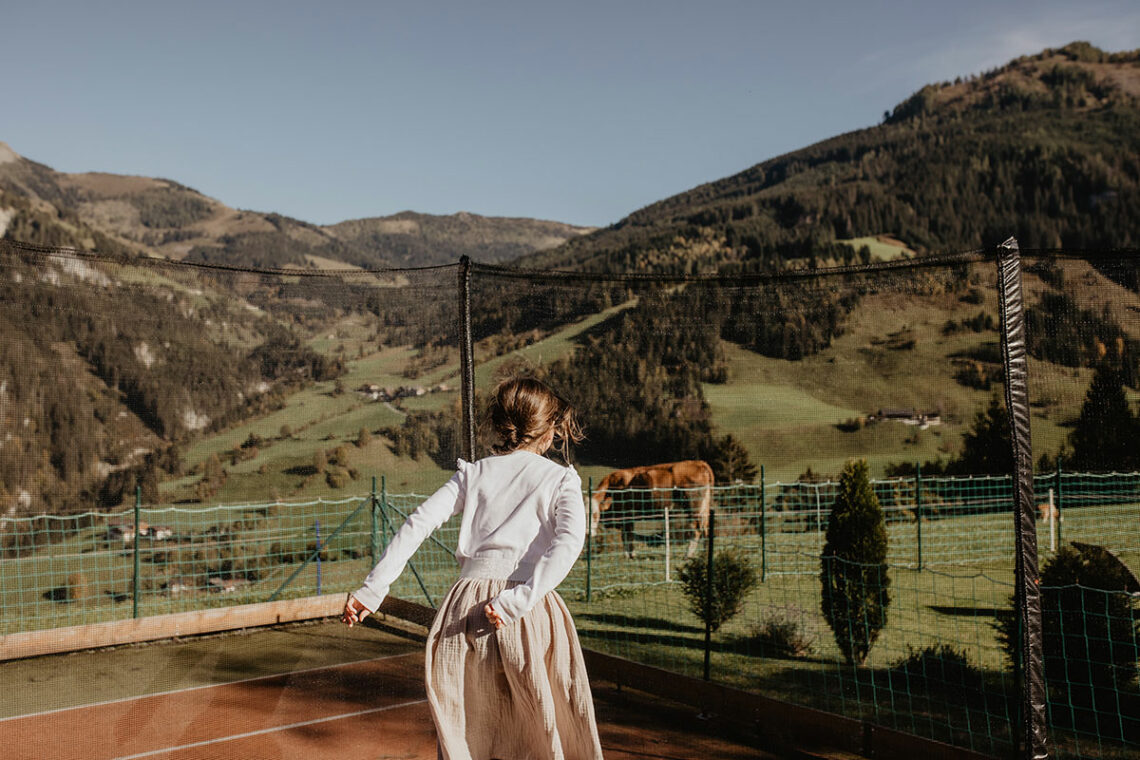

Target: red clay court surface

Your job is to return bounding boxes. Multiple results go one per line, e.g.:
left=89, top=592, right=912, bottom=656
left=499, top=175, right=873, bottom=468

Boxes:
left=0, top=627, right=769, bottom=760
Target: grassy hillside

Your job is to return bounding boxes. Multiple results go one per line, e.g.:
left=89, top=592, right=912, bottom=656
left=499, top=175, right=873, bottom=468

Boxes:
left=326, top=211, right=594, bottom=267
left=156, top=257, right=1122, bottom=508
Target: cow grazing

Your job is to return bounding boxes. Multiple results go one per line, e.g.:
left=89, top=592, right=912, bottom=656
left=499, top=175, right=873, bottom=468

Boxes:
left=590, top=460, right=714, bottom=559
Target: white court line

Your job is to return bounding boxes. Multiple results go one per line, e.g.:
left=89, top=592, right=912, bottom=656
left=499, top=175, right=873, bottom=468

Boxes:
left=0, top=651, right=420, bottom=723
left=110, top=698, right=430, bottom=760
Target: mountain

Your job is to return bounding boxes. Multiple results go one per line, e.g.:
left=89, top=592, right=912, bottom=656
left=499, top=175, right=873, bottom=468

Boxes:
left=522, top=42, right=1140, bottom=274
left=326, top=211, right=592, bottom=267
left=3, top=41, right=1139, bottom=521
left=0, top=145, right=591, bottom=268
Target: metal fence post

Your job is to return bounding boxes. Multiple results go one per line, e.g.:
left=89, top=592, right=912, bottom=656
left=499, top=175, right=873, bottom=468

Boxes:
left=703, top=509, right=716, bottom=682
left=759, top=465, right=766, bottom=582
left=370, top=476, right=380, bottom=565
left=586, top=476, right=593, bottom=603
left=132, top=486, right=141, bottom=619
left=915, top=464, right=923, bottom=571
left=381, top=475, right=389, bottom=546
left=1055, top=457, right=1063, bottom=547
left=315, top=519, right=322, bottom=595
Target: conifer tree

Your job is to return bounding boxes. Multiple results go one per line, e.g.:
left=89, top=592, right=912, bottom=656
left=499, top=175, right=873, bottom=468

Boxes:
left=820, top=459, right=891, bottom=664
left=951, top=394, right=1012, bottom=475
left=1069, top=360, right=1140, bottom=472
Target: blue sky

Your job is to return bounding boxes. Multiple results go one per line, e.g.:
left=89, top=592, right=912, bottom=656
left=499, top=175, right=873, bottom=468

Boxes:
left=2, top=1, right=1137, bottom=228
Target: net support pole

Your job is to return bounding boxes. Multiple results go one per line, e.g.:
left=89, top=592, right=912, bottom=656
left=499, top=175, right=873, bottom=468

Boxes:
left=996, top=236, right=1047, bottom=760
left=458, top=255, right=476, bottom=460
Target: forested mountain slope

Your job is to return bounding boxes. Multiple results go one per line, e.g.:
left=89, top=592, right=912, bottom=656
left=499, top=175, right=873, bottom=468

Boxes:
left=523, top=42, right=1140, bottom=274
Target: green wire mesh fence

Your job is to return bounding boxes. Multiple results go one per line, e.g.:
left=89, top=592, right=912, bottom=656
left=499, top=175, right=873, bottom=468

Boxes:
left=4, top=471, right=1138, bottom=757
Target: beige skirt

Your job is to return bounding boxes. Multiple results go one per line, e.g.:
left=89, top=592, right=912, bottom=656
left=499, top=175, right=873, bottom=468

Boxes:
left=424, top=577, right=604, bottom=760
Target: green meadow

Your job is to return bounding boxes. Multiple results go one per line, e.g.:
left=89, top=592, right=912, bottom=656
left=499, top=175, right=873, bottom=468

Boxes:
left=154, top=269, right=1109, bottom=510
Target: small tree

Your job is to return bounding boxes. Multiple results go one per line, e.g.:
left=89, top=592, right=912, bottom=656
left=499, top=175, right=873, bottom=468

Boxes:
left=950, top=394, right=1012, bottom=475
left=820, top=459, right=890, bottom=664
left=1069, top=360, right=1140, bottom=472
left=704, top=434, right=758, bottom=484
left=356, top=427, right=372, bottom=448
left=678, top=548, right=759, bottom=632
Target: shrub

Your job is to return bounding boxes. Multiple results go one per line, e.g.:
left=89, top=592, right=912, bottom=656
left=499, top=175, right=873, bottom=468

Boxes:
left=889, top=645, right=986, bottom=704
left=742, top=606, right=816, bottom=659
left=820, top=459, right=891, bottom=665
left=677, top=548, right=759, bottom=632
left=702, top=434, right=758, bottom=483
left=996, top=544, right=1139, bottom=736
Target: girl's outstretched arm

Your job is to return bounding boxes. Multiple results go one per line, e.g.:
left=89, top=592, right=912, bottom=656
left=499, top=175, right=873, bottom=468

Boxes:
left=352, top=464, right=466, bottom=614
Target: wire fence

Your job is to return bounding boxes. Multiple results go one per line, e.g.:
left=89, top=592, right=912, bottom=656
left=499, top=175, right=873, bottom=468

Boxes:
left=3, top=471, right=1138, bottom=757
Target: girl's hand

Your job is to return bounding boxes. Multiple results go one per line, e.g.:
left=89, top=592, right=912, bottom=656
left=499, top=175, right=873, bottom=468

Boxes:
left=342, top=594, right=369, bottom=627
left=484, top=603, right=505, bottom=630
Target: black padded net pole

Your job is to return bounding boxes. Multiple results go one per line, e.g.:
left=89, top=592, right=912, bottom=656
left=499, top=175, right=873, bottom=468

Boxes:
left=997, top=237, right=1047, bottom=760
left=459, top=255, right=476, bottom=461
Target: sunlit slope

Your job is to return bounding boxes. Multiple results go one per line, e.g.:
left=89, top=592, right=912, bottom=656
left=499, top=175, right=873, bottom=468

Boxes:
left=162, top=302, right=637, bottom=503
left=164, top=264, right=1110, bottom=506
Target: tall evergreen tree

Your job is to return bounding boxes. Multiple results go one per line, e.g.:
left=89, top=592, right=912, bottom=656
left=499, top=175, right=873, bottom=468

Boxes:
left=820, top=459, right=891, bottom=665
left=950, top=394, right=1012, bottom=475
left=1069, top=361, right=1140, bottom=472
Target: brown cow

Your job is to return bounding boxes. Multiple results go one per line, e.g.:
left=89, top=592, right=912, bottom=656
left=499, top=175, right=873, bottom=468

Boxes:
left=589, top=460, right=714, bottom=559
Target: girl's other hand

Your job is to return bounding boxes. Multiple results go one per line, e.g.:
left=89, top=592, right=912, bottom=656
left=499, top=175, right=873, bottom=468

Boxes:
left=342, top=594, right=369, bottom=627
left=484, top=603, right=505, bottom=630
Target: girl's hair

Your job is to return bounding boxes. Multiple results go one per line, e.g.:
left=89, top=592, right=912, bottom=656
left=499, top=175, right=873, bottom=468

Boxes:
left=487, top=377, right=584, bottom=462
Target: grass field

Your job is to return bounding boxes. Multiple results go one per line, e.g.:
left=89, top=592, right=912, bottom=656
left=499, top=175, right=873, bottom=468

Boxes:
left=836, top=235, right=917, bottom=262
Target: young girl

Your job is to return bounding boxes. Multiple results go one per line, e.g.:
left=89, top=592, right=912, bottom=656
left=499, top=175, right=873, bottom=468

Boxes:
left=343, top=377, right=604, bottom=760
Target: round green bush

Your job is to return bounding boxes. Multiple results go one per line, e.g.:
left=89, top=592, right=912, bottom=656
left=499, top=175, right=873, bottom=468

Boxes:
left=677, top=548, right=759, bottom=633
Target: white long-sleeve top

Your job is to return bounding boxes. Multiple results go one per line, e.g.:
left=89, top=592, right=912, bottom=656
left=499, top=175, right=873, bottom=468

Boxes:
left=353, top=450, right=585, bottom=626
